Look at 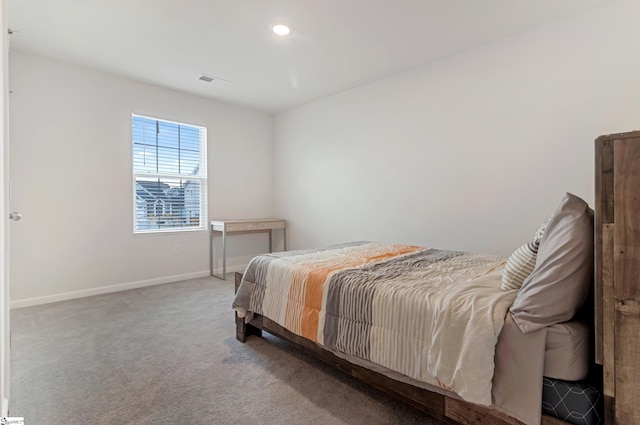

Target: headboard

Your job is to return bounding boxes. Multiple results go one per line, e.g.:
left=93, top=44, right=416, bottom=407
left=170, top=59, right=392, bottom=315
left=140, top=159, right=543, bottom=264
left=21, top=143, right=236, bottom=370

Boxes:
left=595, top=130, right=640, bottom=424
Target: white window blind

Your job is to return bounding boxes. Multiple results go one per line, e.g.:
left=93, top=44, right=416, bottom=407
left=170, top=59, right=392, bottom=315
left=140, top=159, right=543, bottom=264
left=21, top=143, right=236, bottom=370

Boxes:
left=132, top=114, right=207, bottom=233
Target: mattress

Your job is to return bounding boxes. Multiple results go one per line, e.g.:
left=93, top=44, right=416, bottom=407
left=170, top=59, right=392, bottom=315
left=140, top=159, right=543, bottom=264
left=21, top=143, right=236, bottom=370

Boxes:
left=544, top=321, right=590, bottom=381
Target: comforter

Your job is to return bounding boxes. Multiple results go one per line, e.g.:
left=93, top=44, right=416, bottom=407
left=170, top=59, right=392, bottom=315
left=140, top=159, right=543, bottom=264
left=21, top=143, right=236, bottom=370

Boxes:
left=233, top=242, right=518, bottom=405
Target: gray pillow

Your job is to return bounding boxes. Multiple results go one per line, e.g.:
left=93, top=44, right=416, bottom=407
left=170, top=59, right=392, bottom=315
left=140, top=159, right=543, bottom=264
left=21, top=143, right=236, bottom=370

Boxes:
left=510, top=193, right=594, bottom=334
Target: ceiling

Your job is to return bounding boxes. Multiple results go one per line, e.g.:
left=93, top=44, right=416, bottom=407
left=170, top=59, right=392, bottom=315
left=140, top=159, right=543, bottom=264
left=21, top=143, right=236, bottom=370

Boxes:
left=7, top=0, right=608, bottom=113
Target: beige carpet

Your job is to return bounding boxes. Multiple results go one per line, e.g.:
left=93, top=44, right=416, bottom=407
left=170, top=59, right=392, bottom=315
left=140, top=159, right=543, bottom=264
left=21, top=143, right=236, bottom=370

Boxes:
left=9, top=276, right=447, bottom=425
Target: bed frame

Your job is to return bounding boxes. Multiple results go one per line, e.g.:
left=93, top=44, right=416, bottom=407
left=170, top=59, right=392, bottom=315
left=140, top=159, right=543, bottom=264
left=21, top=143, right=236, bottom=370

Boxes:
left=234, top=272, right=565, bottom=425
left=234, top=130, right=640, bottom=425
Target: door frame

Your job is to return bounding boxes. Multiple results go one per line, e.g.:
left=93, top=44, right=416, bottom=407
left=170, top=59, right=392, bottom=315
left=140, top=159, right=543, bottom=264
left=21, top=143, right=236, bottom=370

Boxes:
left=1, top=0, right=10, bottom=415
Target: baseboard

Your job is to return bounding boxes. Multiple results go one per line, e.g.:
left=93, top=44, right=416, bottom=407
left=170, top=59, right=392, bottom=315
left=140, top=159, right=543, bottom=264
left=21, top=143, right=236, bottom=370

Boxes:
left=209, top=263, right=248, bottom=279
left=10, top=270, right=215, bottom=309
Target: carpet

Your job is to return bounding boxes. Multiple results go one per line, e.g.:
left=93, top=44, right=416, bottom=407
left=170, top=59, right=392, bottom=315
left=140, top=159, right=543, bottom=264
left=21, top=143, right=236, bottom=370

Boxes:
left=10, top=276, right=446, bottom=425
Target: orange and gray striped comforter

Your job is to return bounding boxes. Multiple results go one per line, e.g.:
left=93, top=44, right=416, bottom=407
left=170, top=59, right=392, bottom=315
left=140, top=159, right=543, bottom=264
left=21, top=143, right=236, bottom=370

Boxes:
left=233, top=242, right=518, bottom=405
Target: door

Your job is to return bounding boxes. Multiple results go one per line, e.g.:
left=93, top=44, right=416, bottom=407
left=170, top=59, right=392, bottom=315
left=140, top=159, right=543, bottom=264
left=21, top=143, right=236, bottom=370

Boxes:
left=1, top=0, right=10, bottom=415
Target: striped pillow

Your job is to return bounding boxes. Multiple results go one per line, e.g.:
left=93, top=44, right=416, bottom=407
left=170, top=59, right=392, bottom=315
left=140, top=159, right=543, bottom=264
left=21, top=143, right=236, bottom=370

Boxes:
left=501, top=241, right=540, bottom=291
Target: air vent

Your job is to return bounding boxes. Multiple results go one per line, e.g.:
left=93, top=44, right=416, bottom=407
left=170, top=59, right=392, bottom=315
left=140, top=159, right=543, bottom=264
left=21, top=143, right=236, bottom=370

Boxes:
left=198, top=75, right=215, bottom=82
left=198, top=74, right=231, bottom=86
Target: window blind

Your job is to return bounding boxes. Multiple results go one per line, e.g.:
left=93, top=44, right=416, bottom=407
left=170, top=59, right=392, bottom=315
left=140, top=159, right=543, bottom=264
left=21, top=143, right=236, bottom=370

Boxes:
left=132, top=114, right=207, bottom=233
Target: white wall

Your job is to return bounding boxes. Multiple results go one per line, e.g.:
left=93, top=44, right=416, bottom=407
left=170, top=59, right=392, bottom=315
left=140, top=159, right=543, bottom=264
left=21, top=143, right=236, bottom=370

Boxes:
left=9, top=1, right=640, bottom=305
left=9, top=51, right=274, bottom=305
left=274, top=0, right=640, bottom=256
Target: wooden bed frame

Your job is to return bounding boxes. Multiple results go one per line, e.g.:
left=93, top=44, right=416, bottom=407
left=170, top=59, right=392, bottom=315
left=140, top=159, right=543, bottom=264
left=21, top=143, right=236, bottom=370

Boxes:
left=234, top=272, right=564, bottom=425
left=234, top=130, right=640, bottom=425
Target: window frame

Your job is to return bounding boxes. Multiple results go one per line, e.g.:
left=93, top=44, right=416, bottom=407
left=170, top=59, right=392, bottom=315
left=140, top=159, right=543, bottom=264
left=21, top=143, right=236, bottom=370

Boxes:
left=131, top=113, right=208, bottom=234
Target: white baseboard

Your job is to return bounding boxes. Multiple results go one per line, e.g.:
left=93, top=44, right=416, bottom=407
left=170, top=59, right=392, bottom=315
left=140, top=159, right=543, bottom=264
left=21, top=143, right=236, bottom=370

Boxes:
left=9, top=268, right=246, bottom=310
left=210, top=264, right=248, bottom=279
left=10, top=263, right=250, bottom=309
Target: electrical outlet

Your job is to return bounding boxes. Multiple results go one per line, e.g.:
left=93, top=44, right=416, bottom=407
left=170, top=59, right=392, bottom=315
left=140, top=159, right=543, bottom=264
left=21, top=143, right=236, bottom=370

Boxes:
left=174, top=244, right=182, bottom=255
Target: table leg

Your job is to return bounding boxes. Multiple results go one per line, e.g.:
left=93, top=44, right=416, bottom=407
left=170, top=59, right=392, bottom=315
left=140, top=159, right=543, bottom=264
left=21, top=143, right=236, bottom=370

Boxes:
left=211, top=225, right=226, bottom=280
left=209, top=223, right=213, bottom=276
left=222, top=227, right=227, bottom=279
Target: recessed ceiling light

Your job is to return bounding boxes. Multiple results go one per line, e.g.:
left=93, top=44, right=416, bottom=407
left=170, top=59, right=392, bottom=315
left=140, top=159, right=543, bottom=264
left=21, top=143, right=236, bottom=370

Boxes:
left=272, top=24, right=291, bottom=36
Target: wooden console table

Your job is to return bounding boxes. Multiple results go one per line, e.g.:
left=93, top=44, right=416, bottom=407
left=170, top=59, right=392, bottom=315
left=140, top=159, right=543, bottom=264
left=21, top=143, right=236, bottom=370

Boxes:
left=209, top=218, right=286, bottom=280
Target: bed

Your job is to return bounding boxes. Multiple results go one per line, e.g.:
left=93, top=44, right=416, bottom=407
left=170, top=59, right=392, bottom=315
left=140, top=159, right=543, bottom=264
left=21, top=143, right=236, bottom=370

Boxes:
left=231, top=130, right=640, bottom=425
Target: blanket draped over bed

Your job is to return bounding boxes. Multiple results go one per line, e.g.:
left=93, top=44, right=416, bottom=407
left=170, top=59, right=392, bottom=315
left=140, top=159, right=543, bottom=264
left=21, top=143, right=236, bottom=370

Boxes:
left=233, top=242, right=518, bottom=406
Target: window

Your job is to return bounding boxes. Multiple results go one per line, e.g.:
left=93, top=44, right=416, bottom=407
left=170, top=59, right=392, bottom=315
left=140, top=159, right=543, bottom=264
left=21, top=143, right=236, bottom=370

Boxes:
left=132, top=114, right=207, bottom=233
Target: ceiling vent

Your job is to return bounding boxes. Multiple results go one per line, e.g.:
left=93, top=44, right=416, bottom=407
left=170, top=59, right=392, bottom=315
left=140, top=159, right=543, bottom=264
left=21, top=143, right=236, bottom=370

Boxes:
left=198, top=74, right=231, bottom=86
